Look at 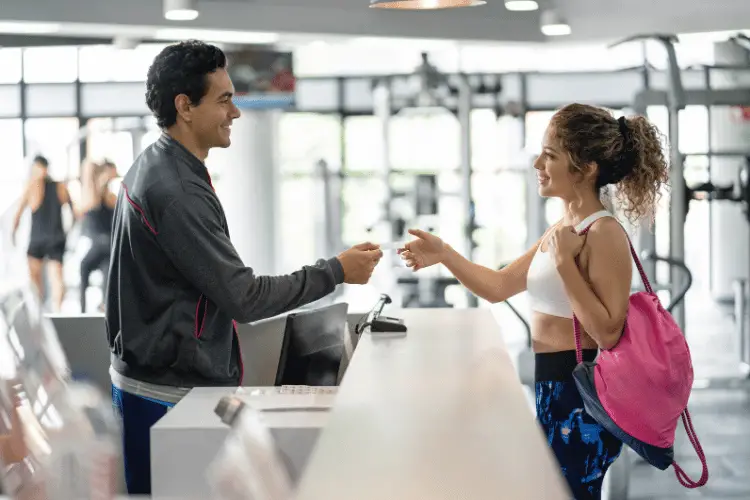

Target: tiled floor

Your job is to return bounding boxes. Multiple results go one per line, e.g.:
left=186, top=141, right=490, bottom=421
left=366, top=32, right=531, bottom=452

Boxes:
left=628, top=388, right=750, bottom=499
left=627, top=290, right=750, bottom=499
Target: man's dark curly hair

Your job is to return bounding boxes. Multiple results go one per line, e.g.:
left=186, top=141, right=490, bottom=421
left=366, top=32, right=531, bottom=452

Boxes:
left=146, top=40, right=227, bottom=129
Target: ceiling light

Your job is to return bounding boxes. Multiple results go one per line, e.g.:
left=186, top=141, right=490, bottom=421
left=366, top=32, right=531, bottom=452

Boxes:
left=504, top=1, right=538, bottom=11
left=540, top=9, right=571, bottom=36
left=164, top=0, right=199, bottom=21
left=113, top=36, right=139, bottom=50
left=370, top=0, right=486, bottom=10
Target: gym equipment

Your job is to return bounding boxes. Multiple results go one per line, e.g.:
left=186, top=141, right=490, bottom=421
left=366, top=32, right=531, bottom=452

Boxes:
left=373, top=56, right=483, bottom=308
left=614, top=33, right=688, bottom=331
left=685, top=157, right=750, bottom=377
left=397, top=276, right=460, bottom=309
left=626, top=35, right=750, bottom=323
left=624, top=34, right=750, bottom=386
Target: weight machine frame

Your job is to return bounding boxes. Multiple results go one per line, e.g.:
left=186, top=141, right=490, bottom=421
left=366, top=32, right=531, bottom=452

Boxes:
left=625, top=35, right=750, bottom=383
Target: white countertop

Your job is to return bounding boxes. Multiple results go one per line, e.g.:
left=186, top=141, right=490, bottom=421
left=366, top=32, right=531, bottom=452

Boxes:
left=293, top=307, right=570, bottom=500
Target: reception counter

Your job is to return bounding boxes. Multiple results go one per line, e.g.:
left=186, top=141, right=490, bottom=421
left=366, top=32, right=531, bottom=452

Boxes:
left=293, top=307, right=569, bottom=500
left=149, top=308, right=569, bottom=500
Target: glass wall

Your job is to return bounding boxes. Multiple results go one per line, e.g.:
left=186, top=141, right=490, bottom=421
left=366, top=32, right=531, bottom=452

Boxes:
left=78, top=44, right=167, bottom=82
left=472, top=111, right=527, bottom=268
left=0, top=119, right=25, bottom=214
left=0, top=48, right=22, bottom=84
left=24, top=118, right=81, bottom=181
left=0, top=38, right=730, bottom=313
left=277, top=113, right=342, bottom=272
left=23, top=46, right=78, bottom=83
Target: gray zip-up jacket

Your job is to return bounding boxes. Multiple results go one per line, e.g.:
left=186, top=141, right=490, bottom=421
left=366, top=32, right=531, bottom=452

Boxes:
left=105, top=134, right=344, bottom=388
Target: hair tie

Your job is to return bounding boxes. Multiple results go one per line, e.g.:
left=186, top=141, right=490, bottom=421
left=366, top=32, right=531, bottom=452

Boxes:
left=617, top=116, right=628, bottom=137
left=597, top=116, right=635, bottom=188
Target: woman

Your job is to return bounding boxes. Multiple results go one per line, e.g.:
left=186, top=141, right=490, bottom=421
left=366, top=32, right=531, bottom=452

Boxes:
left=79, top=159, right=118, bottom=312
left=398, top=103, right=669, bottom=499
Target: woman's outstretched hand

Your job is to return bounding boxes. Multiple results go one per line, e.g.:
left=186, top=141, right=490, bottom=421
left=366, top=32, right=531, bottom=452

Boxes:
left=397, top=229, right=447, bottom=271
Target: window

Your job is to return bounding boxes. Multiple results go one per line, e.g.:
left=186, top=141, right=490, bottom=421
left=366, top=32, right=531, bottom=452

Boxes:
left=389, top=111, right=459, bottom=171
left=341, top=178, right=388, bottom=245
left=0, top=119, right=25, bottom=213
left=277, top=113, right=342, bottom=271
left=86, top=118, right=135, bottom=172
left=0, top=49, right=22, bottom=84
left=141, top=115, right=162, bottom=153
left=470, top=110, right=528, bottom=269
left=78, top=44, right=167, bottom=82
left=24, top=118, right=81, bottom=182
left=645, top=37, right=715, bottom=70
left=23, top=47, right=78, bottom=83
left=343, top=116, right=384, bottom=173
left=472, top=110, right=501, bottom=171
left=294, top=42, right=427, bottom=77
left=472, top=171, right=527, bottom=268
left=458, top=42, right=645, bottom=73
left=278, top=178, right=319, bottom=272
left=472, top=111, right=526, bottom=172
left=524, top=110, right=555, bottom=155
left=279, top=113, right=341, bottom=173
left=678, top=105, right=708, bottom=155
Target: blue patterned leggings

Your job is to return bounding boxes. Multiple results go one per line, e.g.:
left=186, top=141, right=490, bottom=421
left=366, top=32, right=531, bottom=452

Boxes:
left=535, top=379, right=623, bottom=500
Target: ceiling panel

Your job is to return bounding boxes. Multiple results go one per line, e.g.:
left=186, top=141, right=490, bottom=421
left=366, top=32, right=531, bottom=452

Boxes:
left=1, top=0, right=749, bottom=45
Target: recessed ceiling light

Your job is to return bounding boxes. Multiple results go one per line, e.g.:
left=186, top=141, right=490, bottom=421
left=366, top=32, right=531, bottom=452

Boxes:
left=504, top=1, right=538, bottom=11
left=540, top=10, right=571, bottom=37
left=370, top=0, right=486, bottom=9
left=164, top=0, right=199, bottom=21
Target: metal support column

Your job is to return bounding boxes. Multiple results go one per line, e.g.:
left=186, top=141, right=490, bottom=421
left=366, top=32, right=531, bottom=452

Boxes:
left=519, top=73, right=546, bottom=250
left=658, top=36, right=688, bottom=333
left=734, top=279, right=750, bottom=376
left=613, top=34, right=687, bottom=332
left=615, top=34, right=686, bottom=329
left=667, top=114, right=687, bottom=331
left=373, top=79, right=394, bottom=233
left=632, top=94, right=656, bottom=281
left=457, top=75, right=478, bottom=308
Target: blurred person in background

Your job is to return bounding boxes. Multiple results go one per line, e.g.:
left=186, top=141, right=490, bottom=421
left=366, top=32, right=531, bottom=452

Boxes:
left=12, top=155, right=75, bottom=312
left=79, top=159, right=118, bottom=312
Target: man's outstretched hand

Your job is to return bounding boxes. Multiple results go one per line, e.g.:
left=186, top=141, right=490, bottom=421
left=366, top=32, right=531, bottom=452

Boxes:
left=338, top=242, right=383, bottom=284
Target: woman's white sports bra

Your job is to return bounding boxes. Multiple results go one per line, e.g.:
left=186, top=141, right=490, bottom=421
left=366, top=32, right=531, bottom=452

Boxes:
left=526, top=210, right=613, bottom=319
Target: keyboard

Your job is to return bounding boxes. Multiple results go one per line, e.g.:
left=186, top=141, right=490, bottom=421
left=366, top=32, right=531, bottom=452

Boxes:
left=237, top=386, right=338, bottom=411
left=277, top=385, right=338, bottom=395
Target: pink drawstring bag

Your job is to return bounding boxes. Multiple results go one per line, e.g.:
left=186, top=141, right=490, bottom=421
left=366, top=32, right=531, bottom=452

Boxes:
left=571, top=224, right=709, bottom=488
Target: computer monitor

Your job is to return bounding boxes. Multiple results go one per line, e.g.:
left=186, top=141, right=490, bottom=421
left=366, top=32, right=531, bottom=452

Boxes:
left=46, top=314, right=110, bottom=396
left=274, top=302, right=349, bottom=387
left=235, top=314, right=288, bottom=386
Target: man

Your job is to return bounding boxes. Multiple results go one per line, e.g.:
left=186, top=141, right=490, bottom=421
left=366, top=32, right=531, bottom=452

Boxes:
left=106, top=40, right=383, bottom=495
left=12, top=155, right=74, bottom=312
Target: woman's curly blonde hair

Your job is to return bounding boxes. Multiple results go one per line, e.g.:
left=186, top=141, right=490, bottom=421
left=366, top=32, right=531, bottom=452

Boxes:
left=550, top=103, right=670, bottom=225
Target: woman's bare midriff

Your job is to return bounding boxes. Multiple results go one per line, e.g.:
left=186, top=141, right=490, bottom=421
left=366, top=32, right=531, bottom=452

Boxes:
left=531, top=311, right=598, bottom=353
